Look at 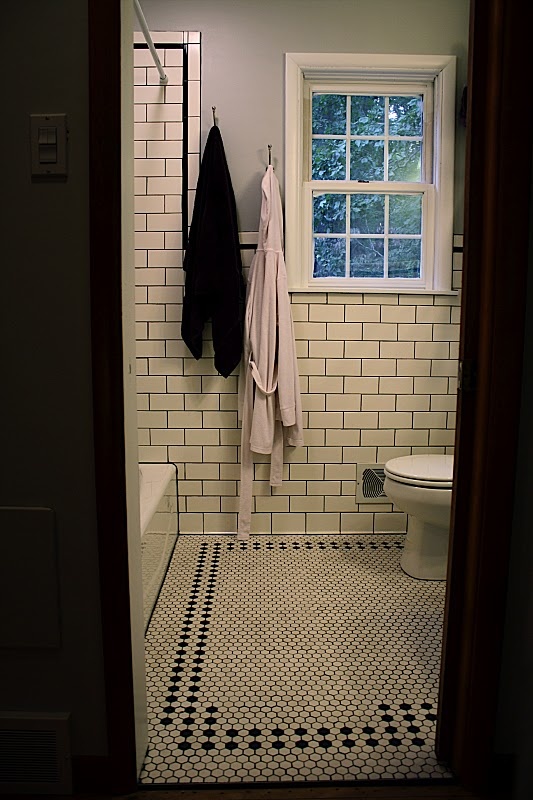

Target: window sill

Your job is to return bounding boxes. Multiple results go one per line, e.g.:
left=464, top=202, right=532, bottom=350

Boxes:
left=287, top=286, right=459, bottom=296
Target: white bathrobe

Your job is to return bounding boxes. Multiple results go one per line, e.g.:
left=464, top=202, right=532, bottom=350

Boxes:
left=237, top=166, right=304, bottom=538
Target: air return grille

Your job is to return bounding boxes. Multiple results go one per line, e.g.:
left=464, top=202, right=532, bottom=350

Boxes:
left=0, top=713, right=71, bottom=794
left=356, top=464, right=388, bottom=504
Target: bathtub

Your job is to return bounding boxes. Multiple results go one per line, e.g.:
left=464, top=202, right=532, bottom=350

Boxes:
left=139, top=463, right=178, bottom=630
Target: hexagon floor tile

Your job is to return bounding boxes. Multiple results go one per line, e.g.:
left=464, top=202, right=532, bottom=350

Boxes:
left=140, top=534, right=453, bottom=784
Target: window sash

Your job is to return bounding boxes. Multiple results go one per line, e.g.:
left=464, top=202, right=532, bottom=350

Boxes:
left=302, top=182, right=434, bottom=290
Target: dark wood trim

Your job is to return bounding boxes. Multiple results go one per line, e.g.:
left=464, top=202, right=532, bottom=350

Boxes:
left=87, top=0, right=138, bottom=794
left=437, top=0, right=533, bottom=790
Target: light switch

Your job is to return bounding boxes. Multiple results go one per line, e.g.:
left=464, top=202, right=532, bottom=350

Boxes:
left=30, top=113, right=68, bottom=177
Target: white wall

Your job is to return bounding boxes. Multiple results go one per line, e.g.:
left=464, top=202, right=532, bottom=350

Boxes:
left=141, top=0, right=468, bottom=230
left=0, top=0, right=107, bottom=754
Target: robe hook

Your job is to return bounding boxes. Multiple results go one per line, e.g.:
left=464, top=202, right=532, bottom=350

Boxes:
left=268, top=144, right=272, bottom=167
left=212, top=106, right=217, bottom=126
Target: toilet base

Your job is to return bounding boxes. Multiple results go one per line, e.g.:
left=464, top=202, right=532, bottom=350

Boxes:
left=400, top=515, right=449, bottom=581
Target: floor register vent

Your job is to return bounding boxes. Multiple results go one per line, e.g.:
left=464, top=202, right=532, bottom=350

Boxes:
left=356, top=464, right=389, bottom=504
left=0, top=713, right=71, bottom=794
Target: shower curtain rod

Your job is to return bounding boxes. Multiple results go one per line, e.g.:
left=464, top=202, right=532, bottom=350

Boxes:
left=134, top=0, right=168, bottom=85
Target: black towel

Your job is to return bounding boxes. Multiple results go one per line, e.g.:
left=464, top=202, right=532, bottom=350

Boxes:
left=181, top=126, right=245, bottom=378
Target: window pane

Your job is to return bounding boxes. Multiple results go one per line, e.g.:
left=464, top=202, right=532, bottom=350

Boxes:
left=312, top=139, right=346, bottom=180
left=312, top=94, right=346, bottom=135
left=350, top=238, right=384, bottom=278
left=350, top=194, right=385, bottom=234
left=388, top=239, right=421, bottom=278
left=351, top=95, right=385, bottom=136
left=388, top=140, right=422, bottom=181
left=389, top=194, right=422, bottom=234
left=314, top=237, right=346, bottom=277
left=350, top=140, right=384, bottom=181
left=389, top=96, right=423, bottom=136
left=314, top=194, right=346, bottom=234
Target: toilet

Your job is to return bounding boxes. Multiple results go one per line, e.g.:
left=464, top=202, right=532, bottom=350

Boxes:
left=383, top=454, right=454, bottom=581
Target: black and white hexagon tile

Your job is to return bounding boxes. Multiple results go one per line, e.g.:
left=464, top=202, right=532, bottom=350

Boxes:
left=140, top=534, right=453, bottom=784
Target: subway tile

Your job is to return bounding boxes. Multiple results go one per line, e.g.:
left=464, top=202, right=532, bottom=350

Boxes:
left=290, top=496, right=324, bottom=512
left=168, top=445, right=203, bottom=462
left=326, top=359, right=361, bottom=376
left=203, top=445, right=238, bottom=463
left=324, top=464, right=356, bottom=480
left=291, top=304, right=309, bottom=322
left=220, top=394, right=238, bottom=411
left=429, top=429, right=456, bottom=446
left=150, top=429, right=185, bottom=445
left=137, top=410, right=167, bottom=428
left=148, top=357, right=183, bottom=376
left=178, top=513, right=203, bottom=532
left=344, top=411, right=379, bottom=429
left=344, top=377, right=379, bottom=394
left=167, top=375, right=201, bottom=393
left=396, top=394, right=430, bottom=411
left=374, top=512, right=407, bottom=533
left=203, top=514, right=236, bottom=533
left=148, top=286, right=181, bottom=304
left=303, top=429, right=326, bottom=446
left=307, top=481, right=342, bottom=496
left=150, top=394, right=184, bottom=410
left=361, top=429, right=395, bottom=446
left=308, top=376, right=344, bottom=394
left=398, top=323, right=432, bottom=341
left=134, top=231, right=165, bottom=249
left=326, top=429, right=360, bottom=446
left=301, top=394, right=326, bottom=411
left=309, top=340, right=344, bottom=358
left=165, top=231, right=182, bottom=251
left=147, top=176, right=182, bottom=194
left=344, top=304, right=381, bottom=322
left=134, top=105, right=147, bottom=122
left=136, top=375, right=166, bottom=393
left=250, top=513, right=272, bottom=534
left=147, top=65, right=183, bottom=85
left=135, top=213, right=146, bottom=232
left=362, top=358, right=396, bottom=376
left=186, top=463, right=219, bottom=480
left=147, top=213, right=181, bottom=231
left=379, top=377, right=413, bottom=394
left=433, top=323, right=461, bottom=341
left=134, top=121, right=165, bottom=140
left=135, top=286, right=148, bottom=304
left=361, top=394, right=395, bottom=411
left=290, top=464, right=325, bottom=480
left=165, top=194, right=182, bottom=213
left=134, top=158, right=166, bottom=177
left=134, top=47, right=165, bottom=67
left=187, top=497, right=220, bottom=513
left=363, top=322, right=398, bottom=340
left=397, top=359, right=431, bottom=377
left=138, top=445, right=168, bottom=462
left=416, top=305, right=452, bottom=323
left=399, top=293, right=434, bottom=305
left=256, top=496, right=290, bottom=513
left=342, top=446, right=379, bottom=463
left=202, top=376, right=238, bottom=393
left=293, top=321, right=326, bottom=340
left=137, top=428, right=149, bottom=444
left=379, top=411, right=413, bottom=429
left=148, top=250, right=182, bottom=267
left=134, top=195, right=165, bottom=213
left=188, top=42, right=201, bottom=79
left=135, top=250, right=147, bottom=267
left=327, top=322, right=362, bottom=340
left=148, top=321, right=181, bottom=340
left=165, top=121, right=184, bottom=140
left=326, top=394, right=361, bottom=411
left=431, top=395, right=457, bottom=412
left=395, top=429, right=429, bottom=446
left=327, top=293, right=363, bottom=304
left=134, top=176, right=146, bottom=194
left=202, top=411, right=238, bottom=428
left=185, top=393, right=219, bottom=410
left=164, top=48, right=184, bottom=66
left=342, top=481, right=357, bottom=496
left=377, top=446, right=411, bottom=462
left=451, top=306, right=462, bottom=325
left=134, top=140, right=146, bottom=159
left=340, top=513, right=374, bottom=533
left=308, top=411, right=343, bottom=428
left=165, top=158, right=183, bottom=177
left=298, top=358, right=326, bottom=376
left=415, top=341, right=450, bottom=359
left=272, top=513, right=306, bottom=533
left=135, top=322, right=147, bottom=339
left=305, top=513, right=340, bottom=533
left=309, top=304, right=344, bottom=322
left=221, top=463, right=241, bottom=480
left=447, top=411, right=457, bottom=429
left=379, top=341, right=414, bottom=359
left=431, top=360, right=458, bottom=377
left=381, top=305, right=416, bottom=323
left=295, top=341, right=308, bottom=361
left=134, top=67, right=146, bottom=85
left=135, top=304, right=165, bottom=322
left=308, top=446, right=342, bottom=463
left=363, top=293, right=398, bottom=305
left=167, top=410, right=202, bottom=428
left=146, top=103, right=183, bottom=122
left=203, top=480, right=237, bottom=497
left=413, top=376, right=449, bottom=394
left=413, top=411, right=447, bottom=429
left=325, top=496, right=357, bottom=512
left=344, top=340, right=380, bottom=358
left=220, top=429, right=240, bottom=446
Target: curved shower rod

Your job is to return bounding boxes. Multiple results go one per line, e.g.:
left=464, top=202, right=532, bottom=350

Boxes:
left=134, top=0, right=169, bottom=85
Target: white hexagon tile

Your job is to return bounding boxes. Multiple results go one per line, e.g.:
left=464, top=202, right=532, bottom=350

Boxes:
left=140, top=534, right=453, bottom=784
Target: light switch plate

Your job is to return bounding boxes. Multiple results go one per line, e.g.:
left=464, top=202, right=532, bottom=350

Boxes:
left=30, top=113, right=68, bottom=177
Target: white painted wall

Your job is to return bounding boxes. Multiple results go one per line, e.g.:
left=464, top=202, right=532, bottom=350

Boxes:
left=139, top=0, right=468, bottom=230
left=0, top=0, right=107, bottom=753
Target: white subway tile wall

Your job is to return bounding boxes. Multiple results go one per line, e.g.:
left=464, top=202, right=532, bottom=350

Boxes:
left=134, top=34, right=462, bottom=535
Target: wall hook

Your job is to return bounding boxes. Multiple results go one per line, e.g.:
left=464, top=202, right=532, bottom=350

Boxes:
left=212, top=106, right=217, bottom=126
left=268, top=144, right=272, bottom=166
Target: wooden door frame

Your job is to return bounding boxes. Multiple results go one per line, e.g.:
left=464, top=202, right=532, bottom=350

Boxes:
left=86, top=0, right=532, bottom=795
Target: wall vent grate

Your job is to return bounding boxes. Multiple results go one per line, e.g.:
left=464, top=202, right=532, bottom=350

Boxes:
left=0, top=713, right=71, bottom=794
left=356, top=464, right=389, bottom=504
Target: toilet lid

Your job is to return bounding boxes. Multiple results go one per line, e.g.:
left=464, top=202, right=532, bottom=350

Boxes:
left=384, top=454, right=454, bottom=489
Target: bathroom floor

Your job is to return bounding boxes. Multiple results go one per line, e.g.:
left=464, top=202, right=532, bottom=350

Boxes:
left=140, top=534, right=452, bottom=785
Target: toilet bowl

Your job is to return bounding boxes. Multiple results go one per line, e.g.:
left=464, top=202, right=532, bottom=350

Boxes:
left=383, top=454, right=454, bottom=580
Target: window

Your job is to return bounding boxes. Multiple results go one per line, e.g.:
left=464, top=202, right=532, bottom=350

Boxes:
left=285, top=54, right=456, bottom=293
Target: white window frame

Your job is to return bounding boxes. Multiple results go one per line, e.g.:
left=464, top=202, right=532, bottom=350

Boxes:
left=285, top=53, right=457, bottom=294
